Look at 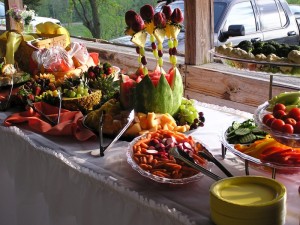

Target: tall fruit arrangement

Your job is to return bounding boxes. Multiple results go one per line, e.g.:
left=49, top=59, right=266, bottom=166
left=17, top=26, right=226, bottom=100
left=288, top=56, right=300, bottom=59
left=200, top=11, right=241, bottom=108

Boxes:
left=122, top=5, right=184, bottom=116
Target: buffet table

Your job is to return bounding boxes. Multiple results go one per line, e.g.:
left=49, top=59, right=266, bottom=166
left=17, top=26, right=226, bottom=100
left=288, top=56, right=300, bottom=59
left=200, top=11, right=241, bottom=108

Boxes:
left=0, top=102, right=299, bottom=225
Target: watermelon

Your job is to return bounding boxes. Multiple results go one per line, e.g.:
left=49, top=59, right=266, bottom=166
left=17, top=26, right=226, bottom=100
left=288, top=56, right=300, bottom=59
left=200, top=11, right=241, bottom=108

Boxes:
left=120, top=66, right=183, bottom=116
left=120, top=74, right=136, bottom=109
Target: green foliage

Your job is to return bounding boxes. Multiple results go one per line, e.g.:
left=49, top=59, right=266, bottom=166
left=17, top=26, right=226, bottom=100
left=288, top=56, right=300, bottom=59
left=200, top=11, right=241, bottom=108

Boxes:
left=65, top=23, right=93, bottom=38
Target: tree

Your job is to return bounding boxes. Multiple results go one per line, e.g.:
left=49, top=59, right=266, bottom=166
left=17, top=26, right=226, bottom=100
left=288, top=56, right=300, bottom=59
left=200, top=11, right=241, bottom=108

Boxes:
left=71, top=0, right=101, bottom=38
left=23, top=0, right=42, bottom=10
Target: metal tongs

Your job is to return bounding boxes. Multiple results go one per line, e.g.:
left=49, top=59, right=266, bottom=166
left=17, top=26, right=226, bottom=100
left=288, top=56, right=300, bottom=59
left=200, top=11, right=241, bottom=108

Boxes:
left=197, top=143, right=234, bottom=178
left=169, top=145, right=233, bottom=181
left=26, top=90, right=62, bottom=126
left=91, top=109, right=135, bottom=157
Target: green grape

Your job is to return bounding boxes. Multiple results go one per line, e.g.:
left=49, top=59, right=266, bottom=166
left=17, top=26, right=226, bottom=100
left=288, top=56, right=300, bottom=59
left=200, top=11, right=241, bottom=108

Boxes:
left=70, top=91, right=76, bottom=98
left=153, top=49, right=158, bottom=58
left=138, top=55, right=142, bottom=63
left=83, top=88, right=89, bottom=95
left=140, top=47, right=145, bottom=56
left=170, top=55, right=177, bottom=65
left=168, top=39, right=174, bottom=48
left=150, top=34, right=155, bottom=43
left=158, top=43, right=163, bottom=50
left=158, top=57, right=163, bottom=67
left=174, top=39, right=178, bottom=47
left=143, top=67, right=148, bottom=75
left=77, top=86, right=84, bottom=95
left=76, top=93, right=82, bottom=98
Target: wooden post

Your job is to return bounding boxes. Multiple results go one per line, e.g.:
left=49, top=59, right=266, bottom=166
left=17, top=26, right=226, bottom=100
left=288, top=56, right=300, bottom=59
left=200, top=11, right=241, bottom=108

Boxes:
left=4, top=0, right=23, bottom=31
left=184, top=0, right=214, bottom=65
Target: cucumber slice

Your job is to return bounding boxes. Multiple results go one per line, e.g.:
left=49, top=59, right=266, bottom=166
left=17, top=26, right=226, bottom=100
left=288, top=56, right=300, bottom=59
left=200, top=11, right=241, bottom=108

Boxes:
left=232, top=121, right=241, bottom=130
left=251, top=127, right=265, bottom=134
left=239, top=133, right=257, bottom=144
left=234, top=128, right=251, bottom=136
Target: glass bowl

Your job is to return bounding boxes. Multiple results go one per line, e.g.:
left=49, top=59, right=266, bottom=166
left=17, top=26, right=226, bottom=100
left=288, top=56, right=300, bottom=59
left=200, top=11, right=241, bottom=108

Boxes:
left=210, top=49, right=300, bottom=76
left=221, top=130, right=300, bottom=173
left=126, top=134, right=208, bottom=184
left=254, top=101, right=300, bottom=148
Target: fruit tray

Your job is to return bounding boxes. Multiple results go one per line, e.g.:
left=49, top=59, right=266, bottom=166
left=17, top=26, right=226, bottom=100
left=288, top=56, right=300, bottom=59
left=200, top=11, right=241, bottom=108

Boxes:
left=220, top=131, right=300, bottom=175
left=254, top=101, right=300, bottom=148
left=127, top=133, right=208, bottom=184
left=211, top=50, right=300, bottom=76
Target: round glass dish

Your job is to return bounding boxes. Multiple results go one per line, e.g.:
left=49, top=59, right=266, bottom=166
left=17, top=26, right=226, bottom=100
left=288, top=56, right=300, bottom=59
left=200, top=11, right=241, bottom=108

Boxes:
left=254, top=101, right=300, bottom=148
left=210, top=50, right=300, bottom=76
left=221, top=130, right=300, bottom=172
left=126, top=134, right=208, bottom=184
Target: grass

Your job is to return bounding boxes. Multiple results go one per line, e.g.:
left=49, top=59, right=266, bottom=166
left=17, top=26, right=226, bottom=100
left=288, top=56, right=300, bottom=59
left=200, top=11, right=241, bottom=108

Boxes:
left=64, top=23, right=93, bottom=38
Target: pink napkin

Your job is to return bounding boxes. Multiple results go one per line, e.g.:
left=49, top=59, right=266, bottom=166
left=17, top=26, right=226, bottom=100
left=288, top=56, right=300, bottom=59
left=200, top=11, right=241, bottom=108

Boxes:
left=4, top=101, right=96, bottom=141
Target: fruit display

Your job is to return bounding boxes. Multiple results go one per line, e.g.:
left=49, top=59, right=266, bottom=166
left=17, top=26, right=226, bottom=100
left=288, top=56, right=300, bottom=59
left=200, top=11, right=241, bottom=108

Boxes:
left=120, top=65, right=183, bottom=116
left=254, top=91, right=300, bottom=147
left=84, top=98, right=192, bottom=138
left=214, top=40, right=300, bottom=75
left=18, top=74, right=102, bottom=112
left=84, top=62, right=120, bottom=104
left=127, top=129, right=208, bottom=183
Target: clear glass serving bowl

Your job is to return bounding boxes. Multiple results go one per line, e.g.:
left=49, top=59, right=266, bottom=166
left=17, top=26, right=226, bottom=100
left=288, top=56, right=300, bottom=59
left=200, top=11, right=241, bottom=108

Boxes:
left=126, top=134, right=208, bottom=184
left=221, top=129, right=300, bottom=173
left=254, top=101, right=300, bottom=148
left=211, top=50, right=300, bottom=76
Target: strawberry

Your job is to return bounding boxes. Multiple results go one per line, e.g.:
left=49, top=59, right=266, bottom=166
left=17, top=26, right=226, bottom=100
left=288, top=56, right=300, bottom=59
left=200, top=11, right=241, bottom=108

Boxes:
left=140, top=4, right=154, bottom=22
left=154, top=12, right=166, bottom=28
left=131, top=14, right=145, bottom=32
left=106, top=67, right=113, bottom=75
left=28, top=94, right=35, bottom=101
left=125, top=10, right=137, bottom=27
left=162, top=5, right=172, bottom=21
left=171, top=8, right=184, bottom=24
left=34, top=85, right=42, bottom=96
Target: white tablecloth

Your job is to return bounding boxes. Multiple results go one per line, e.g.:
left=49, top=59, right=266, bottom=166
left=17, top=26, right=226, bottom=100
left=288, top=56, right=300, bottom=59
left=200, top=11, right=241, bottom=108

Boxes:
left=0, top=102, right=299, bottom=225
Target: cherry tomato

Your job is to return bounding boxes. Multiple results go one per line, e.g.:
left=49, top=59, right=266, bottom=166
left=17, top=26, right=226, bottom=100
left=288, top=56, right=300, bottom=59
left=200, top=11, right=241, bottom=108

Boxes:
left=287, top=108, right=300, bottom=120
left=263, top=114, right=274, bottom=124
left=271, top=119, right=285, bottom=131
left=280, top=124, right=294, bottom=134
left=285, top=117, right=297, bottom=126
left=273, top=103, right=286, bottom=113
left=273, top=110, right=286, bottom=119
left=266, top=117, right=276, bottom=127
left=293, top=122, right=300, bottom=134
left=293, top=115, right=300, bottom=122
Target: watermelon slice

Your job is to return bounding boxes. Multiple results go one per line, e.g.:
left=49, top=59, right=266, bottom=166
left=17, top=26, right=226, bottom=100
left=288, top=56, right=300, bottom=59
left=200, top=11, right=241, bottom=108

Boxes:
left=120, top=66, right=183, bottom=116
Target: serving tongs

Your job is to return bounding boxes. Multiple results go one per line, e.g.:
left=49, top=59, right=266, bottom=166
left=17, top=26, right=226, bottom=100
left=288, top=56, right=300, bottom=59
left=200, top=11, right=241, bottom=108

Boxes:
left=91, top=109, right=135, bottom=157
left=196, top=142, right=234, bottom=178
left=169, top=147, right=223, bottom=181
left=26, top=90, right=62, bottom=126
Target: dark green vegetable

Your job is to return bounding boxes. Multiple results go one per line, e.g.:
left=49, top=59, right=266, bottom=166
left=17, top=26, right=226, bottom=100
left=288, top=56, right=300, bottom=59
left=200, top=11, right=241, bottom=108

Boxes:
left=225, top=119, right=268, bottom=144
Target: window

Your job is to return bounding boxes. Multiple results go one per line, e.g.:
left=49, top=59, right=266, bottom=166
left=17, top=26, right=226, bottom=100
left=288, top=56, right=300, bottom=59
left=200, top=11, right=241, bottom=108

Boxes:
left=224, top=1, right=257, bottom=34
left=257, top=0, right=288, bottom=30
